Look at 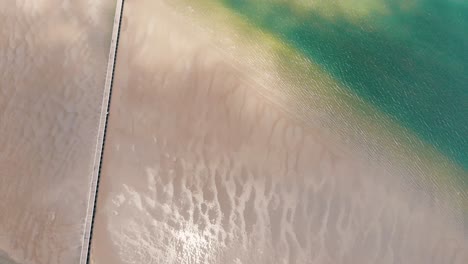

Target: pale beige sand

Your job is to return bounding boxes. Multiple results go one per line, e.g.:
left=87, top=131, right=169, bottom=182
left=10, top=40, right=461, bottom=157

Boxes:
left=89, top=1, right=467, bottom=264
left=0, top=1, right=114, bottom=264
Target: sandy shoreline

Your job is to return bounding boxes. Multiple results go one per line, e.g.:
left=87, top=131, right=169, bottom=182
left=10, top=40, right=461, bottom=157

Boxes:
left=89, top=1, right=467, bottom=263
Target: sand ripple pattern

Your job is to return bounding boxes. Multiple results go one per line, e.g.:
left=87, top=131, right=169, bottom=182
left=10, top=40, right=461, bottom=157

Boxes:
left=90, top=1, right=468, bottom=263
left=0, top=1, right=114, bottom=263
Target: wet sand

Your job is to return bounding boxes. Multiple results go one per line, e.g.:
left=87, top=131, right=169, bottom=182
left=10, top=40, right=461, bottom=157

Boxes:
left=90, top=1, right=468, bottom=263
left=0, top=1, right=114, bottom=264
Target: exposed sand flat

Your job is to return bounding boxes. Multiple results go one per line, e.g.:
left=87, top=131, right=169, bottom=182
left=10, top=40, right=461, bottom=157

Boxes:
left=0, top=1, right=114, bottom=263
left=90, top=1, right=468, bottom=263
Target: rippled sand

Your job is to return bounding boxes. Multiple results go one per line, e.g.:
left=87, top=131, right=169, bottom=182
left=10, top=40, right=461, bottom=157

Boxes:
left=89, top=1, right=468, bottom=263
left=0, top=1, right=114, bottom=263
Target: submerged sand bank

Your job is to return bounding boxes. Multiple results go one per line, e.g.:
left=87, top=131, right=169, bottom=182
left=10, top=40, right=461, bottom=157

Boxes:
left=90, top=1, right=467, bottom=263
left=0, top=1, right=114, bottom=263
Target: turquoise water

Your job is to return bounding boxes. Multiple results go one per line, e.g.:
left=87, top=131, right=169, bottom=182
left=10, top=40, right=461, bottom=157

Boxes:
left=220, top=0, right=468, bottom=171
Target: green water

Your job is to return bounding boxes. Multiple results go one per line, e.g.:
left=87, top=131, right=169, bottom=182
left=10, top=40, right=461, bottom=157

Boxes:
left=220, top=0, right=468, bottom=171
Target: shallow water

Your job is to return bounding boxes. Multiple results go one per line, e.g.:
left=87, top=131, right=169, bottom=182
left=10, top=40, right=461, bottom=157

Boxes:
left=220, top=0, right=468, bottom=171
left=89, top=1, right=468, bottom=263
left=0, top=1, right=114, bottom=263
